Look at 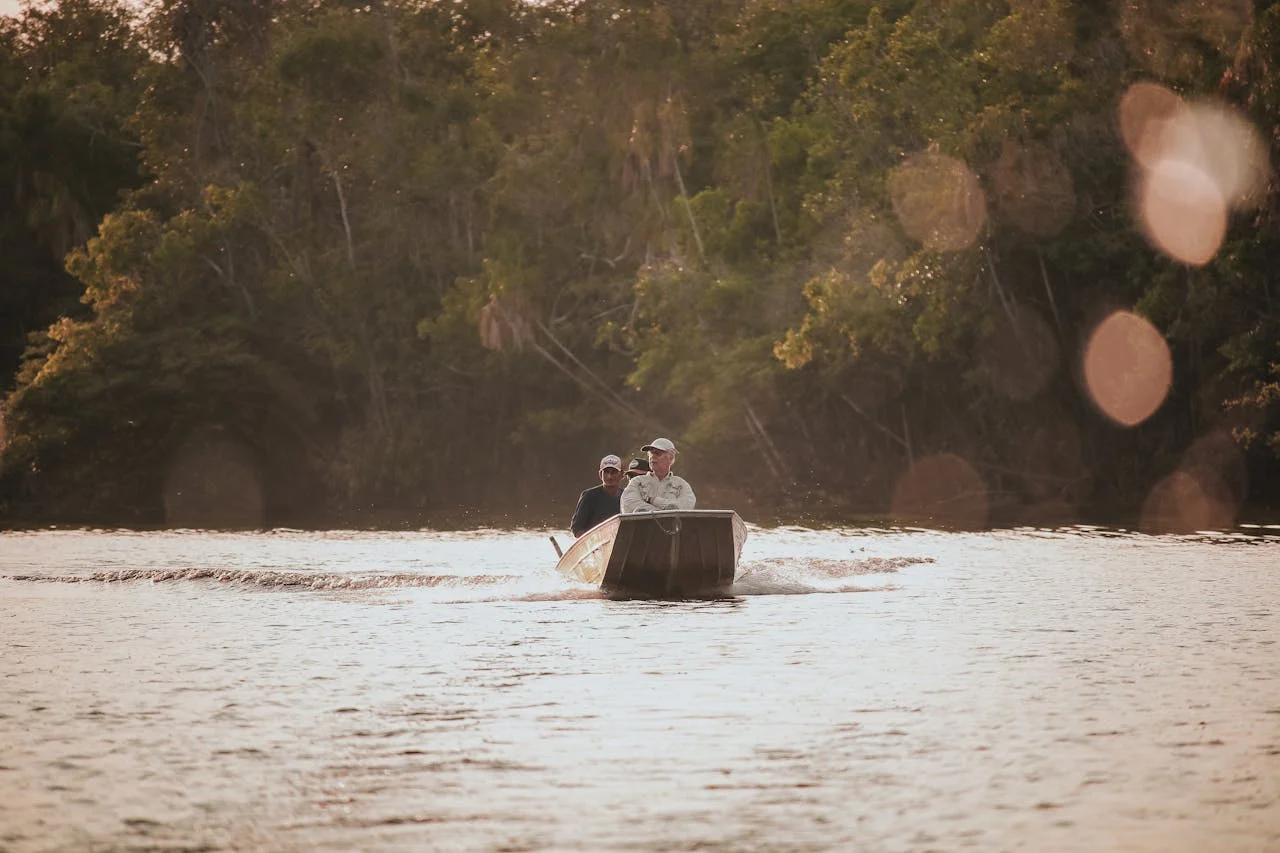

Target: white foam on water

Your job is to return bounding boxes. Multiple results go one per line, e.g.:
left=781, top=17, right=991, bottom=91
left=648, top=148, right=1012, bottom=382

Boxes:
left=731, top=555, right=928, bottom=596
left=2, top=567, right=523, bottom=589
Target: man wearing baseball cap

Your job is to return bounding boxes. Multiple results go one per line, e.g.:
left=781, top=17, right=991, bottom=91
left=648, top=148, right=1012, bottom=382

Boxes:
left=621, top=437, right=696, bottom=513
left=570, top=453, right=626, bottom=537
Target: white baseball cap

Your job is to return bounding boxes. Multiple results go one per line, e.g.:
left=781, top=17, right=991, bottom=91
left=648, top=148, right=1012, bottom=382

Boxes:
left=640, top=438, right=677, bottom=454
left=599, top=454, right=622, bottom=471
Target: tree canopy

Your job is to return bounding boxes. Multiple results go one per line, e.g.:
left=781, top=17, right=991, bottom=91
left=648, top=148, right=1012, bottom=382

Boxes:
left=1, top=0, right=1277, bottom=531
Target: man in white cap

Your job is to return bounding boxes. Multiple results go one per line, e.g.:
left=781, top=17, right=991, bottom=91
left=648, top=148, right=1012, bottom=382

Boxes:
left=621, top=437, right=696, bottom=513
left=570, top=454, right=626, bottom=536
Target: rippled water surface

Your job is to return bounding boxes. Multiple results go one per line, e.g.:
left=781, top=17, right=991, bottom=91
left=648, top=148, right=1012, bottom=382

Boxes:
left=2, top=524, right=1278, bottom=852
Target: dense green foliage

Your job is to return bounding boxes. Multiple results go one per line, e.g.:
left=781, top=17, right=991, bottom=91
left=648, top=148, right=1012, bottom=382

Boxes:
left=1, top=0, right=1278, bottom=527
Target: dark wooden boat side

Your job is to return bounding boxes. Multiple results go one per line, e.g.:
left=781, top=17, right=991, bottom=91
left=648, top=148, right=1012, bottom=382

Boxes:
left=606, top=510, right=745, bottom=597
left=556, top=509, right=747, bottom=598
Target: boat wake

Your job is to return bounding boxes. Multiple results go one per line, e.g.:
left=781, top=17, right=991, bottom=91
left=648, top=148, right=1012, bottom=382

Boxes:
left=0, top=568, right=521, bottom=590
left=0, top=554, right=931, bottom=600
left=730, top=555, right=931, bottom=596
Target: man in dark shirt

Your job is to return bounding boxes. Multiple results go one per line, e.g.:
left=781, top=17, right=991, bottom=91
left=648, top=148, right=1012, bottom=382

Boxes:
left=570, top=454, right=625, bottom=536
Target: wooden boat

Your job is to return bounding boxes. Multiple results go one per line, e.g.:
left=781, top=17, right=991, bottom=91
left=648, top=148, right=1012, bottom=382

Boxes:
left=556, top=509, right=747, bottom=598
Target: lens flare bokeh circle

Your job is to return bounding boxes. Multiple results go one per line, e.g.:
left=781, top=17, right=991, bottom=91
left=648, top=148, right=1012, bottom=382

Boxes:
left=1083, top=311, right=1173, bottom=427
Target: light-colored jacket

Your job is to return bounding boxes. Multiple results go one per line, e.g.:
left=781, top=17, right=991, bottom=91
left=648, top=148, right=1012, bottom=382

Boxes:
left=621, top=472, right=696, bottom=513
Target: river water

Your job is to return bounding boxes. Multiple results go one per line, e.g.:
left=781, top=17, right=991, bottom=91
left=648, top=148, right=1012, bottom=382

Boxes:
left=1, top=524, right=1278, bottom=852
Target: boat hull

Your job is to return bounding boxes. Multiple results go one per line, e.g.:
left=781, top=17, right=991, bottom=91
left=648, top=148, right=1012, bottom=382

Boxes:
left=555, top=509, right=747, bottom=598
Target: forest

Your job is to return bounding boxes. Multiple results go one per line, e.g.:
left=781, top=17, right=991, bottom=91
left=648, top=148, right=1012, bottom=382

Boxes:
left=1, top=0, right=1278, bottom=530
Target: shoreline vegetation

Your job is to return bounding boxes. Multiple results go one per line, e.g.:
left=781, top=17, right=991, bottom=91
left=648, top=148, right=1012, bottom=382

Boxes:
left=3, top=1, right=1280, bottom=533
left=3, top=489, right=1278, bottom=535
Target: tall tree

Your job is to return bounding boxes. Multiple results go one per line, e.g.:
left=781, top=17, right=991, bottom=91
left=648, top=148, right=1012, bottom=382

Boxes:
left=0, top=0, right=148, bottom=393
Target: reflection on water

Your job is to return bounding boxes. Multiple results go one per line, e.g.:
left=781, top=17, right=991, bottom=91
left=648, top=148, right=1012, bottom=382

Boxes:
left=1, top=525, right=1278, bottom=851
